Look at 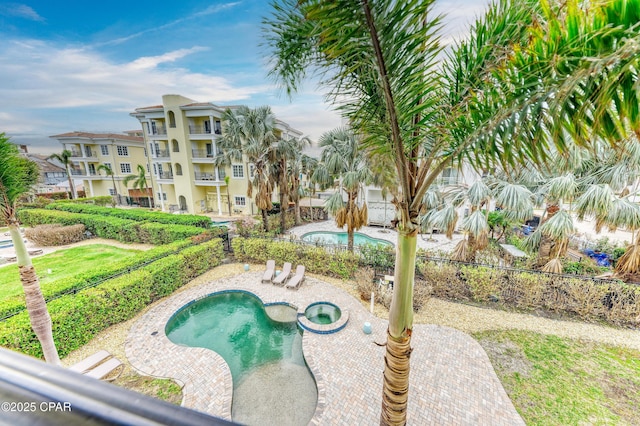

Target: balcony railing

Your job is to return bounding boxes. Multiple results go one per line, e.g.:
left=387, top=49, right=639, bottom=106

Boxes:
left=69, top=169, right=84, bottom=176
left=192, top=149, right=215, bottom=158
left=150, top=126, right=167, bottom=136
left=194, top=172, right=218, bottom=181
left=189, top=125, right=211, bottom=135
left=69, top=150, right=96, bottom=158
left=159, top=172, right=174, bottom=179
left=154, top=149, right=170, bottom=158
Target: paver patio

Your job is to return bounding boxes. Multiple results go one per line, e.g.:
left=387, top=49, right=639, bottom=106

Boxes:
left=125, top=271, right=523, bottom=425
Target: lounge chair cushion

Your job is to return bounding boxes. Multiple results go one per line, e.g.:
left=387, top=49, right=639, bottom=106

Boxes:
left=285, top=265, right=306, bottom=290
left=272, top=262, right=292, bottom=285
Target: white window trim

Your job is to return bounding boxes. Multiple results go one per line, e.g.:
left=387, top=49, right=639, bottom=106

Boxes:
left=120, top=163, right=131, bottom=174
left=232, top=164, right=244, bottom=179
left=117, top=145, right=129, bottom=157
left=234, top=196, right=246, bottom=206
left=100, top=145, right=109, bottom=156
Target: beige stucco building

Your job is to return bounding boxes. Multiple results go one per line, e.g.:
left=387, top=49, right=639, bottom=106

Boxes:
left=129, top=94, right=303, bottom=214
left=50, top=131, right=151, bottom=205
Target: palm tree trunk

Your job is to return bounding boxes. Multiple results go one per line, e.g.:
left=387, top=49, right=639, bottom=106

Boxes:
left=294, top=201, right=302, bottom=226
left=347, top=225, right=354, bottom=252
left=538, top=204, right=560, bottom=266
left=65, top=166, right=76, bottom=199
left=381, top=228, right=417, bottom=425
left=261, top=208, right=269, bottom=232
left=8, top=224, right=60, bottom=365
left=279, top=167, right=288, bottom=234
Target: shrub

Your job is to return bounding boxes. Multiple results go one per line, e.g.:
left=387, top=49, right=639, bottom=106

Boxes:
left=232, top=237, right=359, bottom=278
left=460, top=266, right=503, bottom=302
left=46, top=203, right=212, bottom=228
left=0, top=239, right=225, bottom=359
left=413, top=279, right=432, bottom=312
left=25, top=224, right=86, bottom=246
left=417, top=261, right=468, bottom=300
left=359, top=243, right=395, bottom=269
left=354, top=267, right=376, bottom=300
left=137, top=222, right=204, bottom=245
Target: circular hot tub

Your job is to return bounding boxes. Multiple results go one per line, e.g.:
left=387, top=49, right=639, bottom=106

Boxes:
left=304, top=302, right=341, bottom=325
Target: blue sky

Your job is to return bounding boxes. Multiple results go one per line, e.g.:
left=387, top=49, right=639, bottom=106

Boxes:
left=0, top=1, right=488, bottom=153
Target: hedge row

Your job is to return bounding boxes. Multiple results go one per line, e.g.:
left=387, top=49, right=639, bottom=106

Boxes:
left=418, top=261, right=640, bottom=326
left=0, top=239, right=194, bottom=320
left=231, top=237, right=359, bottom=279
left=45, top=203, right=212, bottom=228
left=0, top=238, right=225, bottom=359
left=17, top=209, right=207, bottom=244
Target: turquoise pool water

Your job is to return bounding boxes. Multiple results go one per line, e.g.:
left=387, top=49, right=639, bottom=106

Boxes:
left=301, top=231, right=393, bottom=247
left=305, top=302, right=341, bottom=325
left=165, top=291, right=317, bottom=425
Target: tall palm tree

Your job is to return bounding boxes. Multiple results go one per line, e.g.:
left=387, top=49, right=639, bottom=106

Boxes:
left=49, top=149, right=77, bottom=199
left=0, top=134, right=60, bottom=365
left=123, top=164, right=152, bottom=208
left=97, top=163, right=118, bottom=203
left=313, top=128, right=372, bottom=252
left=287, top=140, right=315, bottom=226
left=216, top=105, right=278, bottom=232
left=265, top=0, right=635, bottom=423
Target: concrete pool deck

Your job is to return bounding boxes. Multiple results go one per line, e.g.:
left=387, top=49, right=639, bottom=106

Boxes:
left=287, top=221, right=466, bottom=253
left=125, top=271, right=523, bottom=425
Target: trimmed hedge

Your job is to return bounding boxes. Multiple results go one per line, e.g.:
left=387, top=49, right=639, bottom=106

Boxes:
left=45, top=203, right=212, bottom=228
left=232, top=237, right=359, bottom=279
left=17, top=209, right=207, bottom=244
left=0, top=238, right=225, bottom=359
left=0, top=240, right=194, bottom=319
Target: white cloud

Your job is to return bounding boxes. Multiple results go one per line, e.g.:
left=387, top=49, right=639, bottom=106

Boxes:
left=0, top=3, right=44, bottom=21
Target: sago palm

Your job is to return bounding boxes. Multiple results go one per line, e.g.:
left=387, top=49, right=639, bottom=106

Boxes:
left=0, top=134, right=60, bottom=364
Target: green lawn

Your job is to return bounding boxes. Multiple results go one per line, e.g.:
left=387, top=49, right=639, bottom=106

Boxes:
left=476, top=330, right=640, bottom=425
left=0, top=244, right=141, bottom=300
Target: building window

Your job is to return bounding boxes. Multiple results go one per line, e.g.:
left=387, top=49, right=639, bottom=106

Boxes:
left=103, top=162, right=111, bottom=172
left=175, top=163, right=183, bottom=176
left=248, top=164, right=255, bottom=179
left=120, top=163, right=131, bottom=174
left=214, top=120, right=222, bottom=135
left=144, top=148, right=147, bottom=157
left=232, top=164, right=244, bottom=178
left=88, top=164, right=96, bottom=175
left=117, top=146, right=129, bottom=156
left=234, top=196, right=246, bottom=206
left=157, top=192, right=167, bottom=201
left=108, top=188, right=116, bottom=196
left=153, top=164, right=157, bottom=175
left=168, top=111, right=176, bottom=128
left=100, top=145, right=109, bottom=155
left=146, top=164, right=150, bottom=173
left=172, top=140, right=179, bottom=152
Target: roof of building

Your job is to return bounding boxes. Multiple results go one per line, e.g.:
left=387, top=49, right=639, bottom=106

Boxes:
left=26, top=154, right=66, bottom=173
left=49, top=131, right=143, bottom=142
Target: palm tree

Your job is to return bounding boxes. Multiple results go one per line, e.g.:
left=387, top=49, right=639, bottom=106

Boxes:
left=265, top=0, right=637, bottom=423
left=313, top=128, right=372, bottom=252
left=97, top=163, right=118, bottom=204
left=216, top=105, right=278, bottom=232
left=49, top=149, right=77, bottom=199
left=287, top=141, right=315, bottom=226
left=123, top=164, right=152, bottom=208
left=0, top=134, right=60, bottom=365
left=224, top=175, right=232, bottom=216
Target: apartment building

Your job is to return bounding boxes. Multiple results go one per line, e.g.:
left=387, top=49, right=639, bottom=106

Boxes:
left=129, top=94, right=303, bottom=215
left=49, top=131, right=152, bottom=205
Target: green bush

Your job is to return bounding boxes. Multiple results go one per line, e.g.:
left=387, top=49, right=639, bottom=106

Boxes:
left=17, top=209, right=208, bottom=244
left=46, top=203, right=212, bottom=228
left=232, top=237, right=359, bottom=278
left=460, top=266, right=502, bottom=302
left=0, top=239, right=224, bottom=359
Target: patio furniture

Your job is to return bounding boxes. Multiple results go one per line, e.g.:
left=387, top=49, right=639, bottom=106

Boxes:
left=272, top=262, right=292, bottom=285
left=69, top=350, right=123, bottom=381
left=285, top=265, right=306, bottom=290
left=262, top=260, right=276, bottom=282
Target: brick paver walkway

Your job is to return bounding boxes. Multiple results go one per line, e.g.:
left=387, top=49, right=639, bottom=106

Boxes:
left=125, top=271, right=523, bottom=425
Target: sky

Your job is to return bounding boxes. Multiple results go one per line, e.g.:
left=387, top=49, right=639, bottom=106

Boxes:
left=0, top=0, right=489, bottom=154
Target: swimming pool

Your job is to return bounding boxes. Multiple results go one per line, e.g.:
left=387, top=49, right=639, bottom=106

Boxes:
left=301, top=231, right=393, bottom=247
left=165, top=291, right=316, bottom=425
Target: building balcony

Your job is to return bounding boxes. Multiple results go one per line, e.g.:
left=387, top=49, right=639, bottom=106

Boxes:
left=192, top=149, right=216, bottom=159
left=188, top=125, right=222, bottom=135
left=158, top=172, right=174, bottom=180
left=153, top=149, right=170, bottom=159
left=69, top=150, right=96, bottom=158
left=150, top=126, right=167, bottom=136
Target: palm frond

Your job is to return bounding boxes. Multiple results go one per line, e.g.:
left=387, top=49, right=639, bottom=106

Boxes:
left=539, top=209, right=575, bottom=240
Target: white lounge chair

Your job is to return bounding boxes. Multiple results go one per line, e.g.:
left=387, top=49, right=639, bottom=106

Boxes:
left=262, top=260, right=276, bottom=282
left=285, top=265, right=306, bottom=290
left=272, top=262, right=292, bottom=285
